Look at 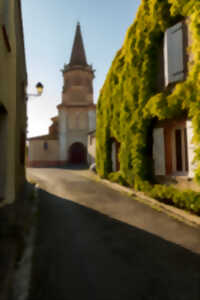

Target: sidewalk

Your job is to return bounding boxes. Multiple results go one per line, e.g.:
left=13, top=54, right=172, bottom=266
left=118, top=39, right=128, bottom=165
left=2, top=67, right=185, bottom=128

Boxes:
left=83, top=170, right=200, bottom=229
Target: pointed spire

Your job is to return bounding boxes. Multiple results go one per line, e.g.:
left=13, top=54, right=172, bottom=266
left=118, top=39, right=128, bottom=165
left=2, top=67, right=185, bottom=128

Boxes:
left=69, top=23, right=88, bottom=66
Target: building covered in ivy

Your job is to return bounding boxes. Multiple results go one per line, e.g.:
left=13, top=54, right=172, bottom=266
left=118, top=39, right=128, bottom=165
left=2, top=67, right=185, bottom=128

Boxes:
left=96, top=0, right=200, bottom=191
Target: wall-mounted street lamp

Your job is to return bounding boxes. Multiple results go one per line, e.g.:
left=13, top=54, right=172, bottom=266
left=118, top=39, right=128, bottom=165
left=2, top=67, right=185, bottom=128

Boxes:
left=27, top=82, right=44, bottom=98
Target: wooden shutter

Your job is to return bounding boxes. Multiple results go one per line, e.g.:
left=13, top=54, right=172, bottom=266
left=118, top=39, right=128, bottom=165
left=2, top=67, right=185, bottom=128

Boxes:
left=153, top=128, right=166, bottom=175
left=186, top=120, right=196, bottom=178
left=164, top=22, right=184, bottom=86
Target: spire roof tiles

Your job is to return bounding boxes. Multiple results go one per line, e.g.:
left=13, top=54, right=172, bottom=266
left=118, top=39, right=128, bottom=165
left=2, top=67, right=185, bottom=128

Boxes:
left=69, top=23, right=88, bottom=66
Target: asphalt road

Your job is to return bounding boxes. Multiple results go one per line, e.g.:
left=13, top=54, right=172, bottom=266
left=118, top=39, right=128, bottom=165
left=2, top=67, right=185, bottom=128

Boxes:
left=27, top=167, right=200, bottom=300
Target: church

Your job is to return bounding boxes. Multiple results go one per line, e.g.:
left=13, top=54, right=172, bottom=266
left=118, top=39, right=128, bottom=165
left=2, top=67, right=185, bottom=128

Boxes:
left=28, top=23, right=96, bottom=167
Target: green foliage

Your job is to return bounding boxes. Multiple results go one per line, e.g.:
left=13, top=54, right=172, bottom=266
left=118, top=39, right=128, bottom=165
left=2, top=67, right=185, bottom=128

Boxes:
left=148, top=184, right=200, bottom=215
left=96, top=0, right=200, bottom=215
left=96, top=0, right=200, bottom=187
left=108, top=171, right=129, bottom=186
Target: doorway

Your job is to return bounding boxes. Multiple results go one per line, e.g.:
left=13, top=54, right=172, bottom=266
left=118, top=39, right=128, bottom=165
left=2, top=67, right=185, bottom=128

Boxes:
left=68, top=142, right=86, bottom=164
left=173, top=127, right=188, bottom=174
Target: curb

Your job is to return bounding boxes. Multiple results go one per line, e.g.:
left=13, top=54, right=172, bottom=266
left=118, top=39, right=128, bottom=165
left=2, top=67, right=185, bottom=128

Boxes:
left=91, top=173, right=200, bottom=229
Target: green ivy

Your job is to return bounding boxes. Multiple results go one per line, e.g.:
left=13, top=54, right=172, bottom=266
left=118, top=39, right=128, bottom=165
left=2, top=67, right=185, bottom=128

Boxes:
left=96, top=0, right=200, bottom=190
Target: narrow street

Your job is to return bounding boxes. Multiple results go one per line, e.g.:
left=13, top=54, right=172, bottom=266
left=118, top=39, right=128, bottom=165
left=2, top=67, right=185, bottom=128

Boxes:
left=27, top=168, right=200, bottom=300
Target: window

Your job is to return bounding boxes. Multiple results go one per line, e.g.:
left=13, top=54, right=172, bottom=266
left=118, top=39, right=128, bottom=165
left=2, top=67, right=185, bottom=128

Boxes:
left=44, top=141, right=48, bottom=150
left=164, top=22, right=184, bottom=86
left=173, top=127, right=188, bottom=173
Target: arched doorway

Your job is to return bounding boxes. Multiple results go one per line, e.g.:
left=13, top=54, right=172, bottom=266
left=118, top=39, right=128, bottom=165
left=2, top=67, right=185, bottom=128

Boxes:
left=68, top=142, right=86, bottom=164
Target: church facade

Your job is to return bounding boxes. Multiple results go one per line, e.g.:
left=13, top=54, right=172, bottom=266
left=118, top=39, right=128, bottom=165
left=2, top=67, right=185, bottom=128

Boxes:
left=28, top=23, right=96, bottom=167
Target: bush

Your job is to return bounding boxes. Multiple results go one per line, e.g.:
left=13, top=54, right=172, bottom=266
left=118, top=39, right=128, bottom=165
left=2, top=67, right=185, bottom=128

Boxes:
left=146, top=183, right=200, bottom=215
left=108, top=171, right=128, bottom=186
left=107, top=170, right=200, bottom=215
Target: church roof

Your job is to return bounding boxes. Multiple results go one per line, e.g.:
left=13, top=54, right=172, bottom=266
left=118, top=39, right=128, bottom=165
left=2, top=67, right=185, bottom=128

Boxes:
left=69, top=23, right=88, bottom=66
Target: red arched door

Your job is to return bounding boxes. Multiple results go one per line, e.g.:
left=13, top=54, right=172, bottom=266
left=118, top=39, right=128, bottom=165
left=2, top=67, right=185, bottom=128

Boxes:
left=68, top=142, right=86, bottom=164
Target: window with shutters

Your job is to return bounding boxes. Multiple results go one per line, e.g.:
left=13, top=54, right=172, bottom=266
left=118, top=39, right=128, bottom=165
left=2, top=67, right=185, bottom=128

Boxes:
left=164, top=22, right=185, bottom=86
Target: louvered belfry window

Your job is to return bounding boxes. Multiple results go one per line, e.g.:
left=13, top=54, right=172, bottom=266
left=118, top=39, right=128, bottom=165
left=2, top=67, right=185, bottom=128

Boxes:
left=164, top=22, right=184, bottom=86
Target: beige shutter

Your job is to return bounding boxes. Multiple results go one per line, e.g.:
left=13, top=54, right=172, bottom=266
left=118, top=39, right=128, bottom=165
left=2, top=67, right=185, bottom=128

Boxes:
left=164, top=22, right=184, bottom=86
left=153, top=128, right=166, bottom=175
left=186, top=120, right=196, bottom=178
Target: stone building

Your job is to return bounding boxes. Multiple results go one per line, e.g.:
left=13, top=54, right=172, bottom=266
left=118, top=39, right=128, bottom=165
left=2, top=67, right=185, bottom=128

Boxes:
left=28, top=23, right=96, bottom=167
left=0, top=0, right=27, bottom=298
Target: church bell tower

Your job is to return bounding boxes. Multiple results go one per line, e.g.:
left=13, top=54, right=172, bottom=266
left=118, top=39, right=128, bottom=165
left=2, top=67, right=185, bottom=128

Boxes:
left=57, top=23, right=96, bottom=165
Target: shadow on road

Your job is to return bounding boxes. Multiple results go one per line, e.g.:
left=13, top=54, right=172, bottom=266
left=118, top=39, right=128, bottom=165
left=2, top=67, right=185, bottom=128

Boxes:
left=28, top=188, right=200, bottom=300
left=58, top=164, right=89, bottom=170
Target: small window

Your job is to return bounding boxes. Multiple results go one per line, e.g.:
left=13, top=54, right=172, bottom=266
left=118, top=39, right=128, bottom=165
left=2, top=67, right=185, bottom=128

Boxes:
left=173, top=127, right=189, bottom=173
left=44, top=142, right=48, bottom=150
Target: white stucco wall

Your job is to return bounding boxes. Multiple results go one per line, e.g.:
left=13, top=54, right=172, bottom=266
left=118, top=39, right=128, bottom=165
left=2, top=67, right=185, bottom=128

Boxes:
left=59, top=110, right=68, bottom=161
left=67, top=130, right=88, bottom=149
left=88, top=135, right=96, bottom=165
left=29, top=140, right=59, bottom=161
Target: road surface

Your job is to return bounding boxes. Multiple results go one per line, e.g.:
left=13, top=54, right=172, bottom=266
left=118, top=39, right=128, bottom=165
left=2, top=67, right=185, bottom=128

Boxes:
left=27, top=167, right=200, bottom=300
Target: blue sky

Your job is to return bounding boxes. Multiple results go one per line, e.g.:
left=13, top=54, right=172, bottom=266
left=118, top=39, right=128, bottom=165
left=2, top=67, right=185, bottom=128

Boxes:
left=21, top=0, right=141, bottom=137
